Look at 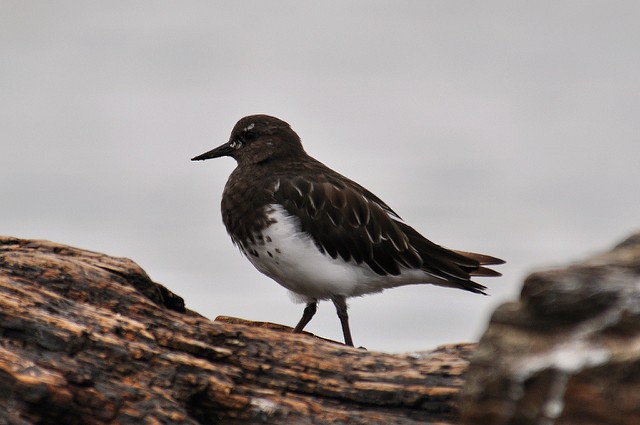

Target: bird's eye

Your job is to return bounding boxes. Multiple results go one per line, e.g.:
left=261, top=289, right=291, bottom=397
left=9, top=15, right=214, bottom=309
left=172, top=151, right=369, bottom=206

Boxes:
left=243, top=131, right=256, bottom=141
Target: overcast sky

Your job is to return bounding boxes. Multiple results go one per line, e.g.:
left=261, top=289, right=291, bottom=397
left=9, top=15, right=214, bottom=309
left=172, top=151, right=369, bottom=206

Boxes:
left=2, top=2, right=639, bottom=352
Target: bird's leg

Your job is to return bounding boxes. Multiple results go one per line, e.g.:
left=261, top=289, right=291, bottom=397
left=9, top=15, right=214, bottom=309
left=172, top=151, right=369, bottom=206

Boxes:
left=331, top=295, right=354, bottom=346
left=292, top=300, right=317, bottom=333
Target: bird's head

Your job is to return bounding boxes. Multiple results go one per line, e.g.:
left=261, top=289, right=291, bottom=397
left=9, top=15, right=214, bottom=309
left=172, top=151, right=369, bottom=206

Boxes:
left=191, top=115, right=305, bottom=165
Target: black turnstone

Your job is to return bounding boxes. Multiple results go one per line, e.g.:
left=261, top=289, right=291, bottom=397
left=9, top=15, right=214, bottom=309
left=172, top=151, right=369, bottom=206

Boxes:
left=192, top=114, right=504, bottom=346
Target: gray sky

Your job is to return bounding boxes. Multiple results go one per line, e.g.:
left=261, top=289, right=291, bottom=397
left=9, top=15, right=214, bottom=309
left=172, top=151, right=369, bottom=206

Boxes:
left=2, top=2, right=639, bottom=352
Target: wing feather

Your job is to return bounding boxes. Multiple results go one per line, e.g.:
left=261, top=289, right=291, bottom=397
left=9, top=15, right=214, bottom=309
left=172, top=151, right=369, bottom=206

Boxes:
left=273, top=173, right=503, bottom=293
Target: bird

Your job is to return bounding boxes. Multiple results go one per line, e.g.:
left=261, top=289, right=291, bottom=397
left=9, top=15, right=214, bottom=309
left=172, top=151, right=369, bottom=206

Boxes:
left=192, top=114, right=504, bottom=347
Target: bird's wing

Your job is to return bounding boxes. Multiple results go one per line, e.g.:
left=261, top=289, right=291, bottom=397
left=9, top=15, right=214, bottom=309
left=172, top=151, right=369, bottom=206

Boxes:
left=273, top=174, right=502, bottom=293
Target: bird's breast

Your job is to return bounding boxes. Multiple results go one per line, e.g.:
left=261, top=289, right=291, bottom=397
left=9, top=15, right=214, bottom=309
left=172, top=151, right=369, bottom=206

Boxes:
left=221, top=173, right=278, bottom=247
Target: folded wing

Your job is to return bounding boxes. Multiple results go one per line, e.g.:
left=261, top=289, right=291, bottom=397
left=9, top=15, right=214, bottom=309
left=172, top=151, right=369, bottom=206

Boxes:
left=274, top=174, right=503, bottom=294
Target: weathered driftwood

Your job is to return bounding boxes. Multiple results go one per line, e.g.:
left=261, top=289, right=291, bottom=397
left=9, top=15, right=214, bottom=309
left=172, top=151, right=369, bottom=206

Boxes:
left=0, top=236, right=472, bottom=424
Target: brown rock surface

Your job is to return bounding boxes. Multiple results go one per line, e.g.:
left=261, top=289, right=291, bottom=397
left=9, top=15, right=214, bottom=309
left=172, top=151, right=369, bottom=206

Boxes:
left=461, top=232, right=640, bottom=425
left=0, top=236, right=471, bottom=425
left=6, top=233, right=637, bottom=425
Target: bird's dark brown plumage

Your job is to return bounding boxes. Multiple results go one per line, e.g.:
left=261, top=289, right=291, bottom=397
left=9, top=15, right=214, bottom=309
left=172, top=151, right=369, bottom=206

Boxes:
left=192, top=114, right=504, bottom=346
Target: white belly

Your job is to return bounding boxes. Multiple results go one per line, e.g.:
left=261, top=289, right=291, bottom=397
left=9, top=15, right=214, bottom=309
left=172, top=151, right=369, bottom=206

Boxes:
left=242, top=204, right=434, bottom=302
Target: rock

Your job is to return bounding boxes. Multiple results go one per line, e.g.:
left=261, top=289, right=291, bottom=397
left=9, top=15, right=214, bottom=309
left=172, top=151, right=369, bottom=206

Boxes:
left=6, top=232, right=638, bottom=425
left=0, top=236, right=471, bottom=425
left=461, top=232, right=640, bottom=425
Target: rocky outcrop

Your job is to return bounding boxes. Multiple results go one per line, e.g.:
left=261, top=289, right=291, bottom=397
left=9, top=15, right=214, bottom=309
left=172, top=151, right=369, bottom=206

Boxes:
left=0, top=236, right=470, bottom=425
left=461, top=232, right=640, bottom=425
left=3, top=232, right=639, bottom=424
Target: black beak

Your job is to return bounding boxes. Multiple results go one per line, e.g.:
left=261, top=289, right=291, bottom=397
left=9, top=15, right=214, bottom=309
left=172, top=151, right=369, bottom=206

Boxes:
left=191, top=142, right=234, bottom=161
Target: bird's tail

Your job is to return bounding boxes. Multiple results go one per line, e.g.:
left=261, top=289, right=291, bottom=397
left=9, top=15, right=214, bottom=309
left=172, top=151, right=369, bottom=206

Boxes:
left=453, top=250, right=505, bottom=277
